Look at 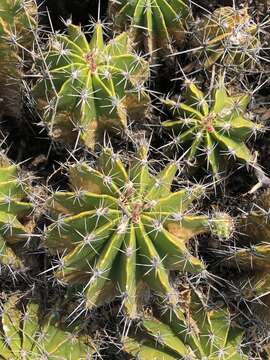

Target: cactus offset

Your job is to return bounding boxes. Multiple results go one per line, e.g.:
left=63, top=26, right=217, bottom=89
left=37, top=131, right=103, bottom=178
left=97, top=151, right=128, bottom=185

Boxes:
left=0, top=295, right=95, bottom=359
left=0, top=0, right=36, bottom=118
left=163, top=79, right=261, bottom=177
left=109, top=0, right=189, bottom=57
left=45, top=146, right=231, bottom=318
left=0, top=154, right=33, bottom=268
left=123, top=291, right=247, bottom=359
left=33, top=22, right=149, bottom=148
left=190, top=7, right=260, bottom=69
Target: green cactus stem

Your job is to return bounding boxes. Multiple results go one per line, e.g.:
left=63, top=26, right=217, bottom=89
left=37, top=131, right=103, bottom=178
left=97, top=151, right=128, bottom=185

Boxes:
left=45, top=147, right=231, bottom=318
left=0, top=295, right=96, bottom=359
left=163, top=79, right=262, bottom=177
left=109, top=0, right=189, bottom=57
left=190, top=7, right=260, bottom=69
left=0, top=0, right=37, bottom=118
left=123, top=290, right=247, bottom=359
left=227, top=189, right=270, bottom=299
left=0, top=154, right=33, bottom=268
left=33, top=22, right=149, bottom=148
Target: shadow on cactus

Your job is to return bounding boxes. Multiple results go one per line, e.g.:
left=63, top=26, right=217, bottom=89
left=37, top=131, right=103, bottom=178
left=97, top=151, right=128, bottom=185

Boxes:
left=33, top=22, right=149, bottom=148
left=163, top=79, right=262, bottom=177
left=0, top=154, right=33, bottom=268
left=109, top=0, right=189, bottom=57
left=45, top=146, right=231, bottom=318
left=190, top=7, right=261, bottom=70
left=0, top=0, right=37, bottom=118
left=0, top=295, right=96, bottom=359
left=123, top=290, right=247, bottom=359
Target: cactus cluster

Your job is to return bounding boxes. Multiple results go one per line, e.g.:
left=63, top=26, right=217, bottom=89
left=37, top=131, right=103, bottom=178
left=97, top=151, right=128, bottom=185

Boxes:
left=33, top=22, right=149, bottom=148
left=163, top=79, right=262, bottom=177
left=109, top=0, right=189, bottom=57
left=0, top=295, right=95, bottom=359
left=0, top=0, right=269, bottom=358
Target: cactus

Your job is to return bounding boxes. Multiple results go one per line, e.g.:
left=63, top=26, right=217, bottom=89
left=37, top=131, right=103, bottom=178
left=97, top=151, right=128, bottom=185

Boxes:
left=0, top=295, right=96, bottom=359
left=190, top=7, right=260, bottom=69
left=45, top=146, right=231, bottom=318
left=109, top=0, right=189, bottom=57
left=0, top=0, right=37, bottom=118
left=163, top=79, right=261, bottom=177
left=33, top=22, right=149, bottom=148
left=228, top=189, right=270, bottom=299
left=0, top=154, right=33, bottom=268
left=123, top=291, right=247, bottom=359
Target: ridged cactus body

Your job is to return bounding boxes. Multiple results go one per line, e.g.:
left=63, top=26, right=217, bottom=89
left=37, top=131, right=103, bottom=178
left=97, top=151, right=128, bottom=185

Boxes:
left=229, top=190, right=270, bottom=298
left=192, top=6, right=261, bottom=70
left=0, top=155, right=33, bottom=268
left=33, top=23, right=149, bottom=148
left=109, top=0, right=189, bottom=56
left=163, top=80, right=259, bottom=177
left=124, top=292, right=247, bottom=359
left=0, top=0, right=36, bottom=118
left=45, top=147, right=230, bottom=317
left=191, top=7, right=260, bottom=69
left=0, top=296, right=95, bottom=359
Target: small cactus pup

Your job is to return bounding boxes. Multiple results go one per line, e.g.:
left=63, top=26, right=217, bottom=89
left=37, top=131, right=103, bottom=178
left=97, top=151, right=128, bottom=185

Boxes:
left=163, top=79, right=261, bottom=177
left=123, top=290, right=247, bottom=359
left=0, top=154, right=33, bottom=268
left=109, top=0, right=189, bottom=58
left=33, top=21, right=150, bottom=148
left=0, top=0, right=37, bottom=118
left=0, top=295, right=96, bottom=359
left=45, top=146, right=230, bottom=318
left=190, top=7, right=260, bottom=70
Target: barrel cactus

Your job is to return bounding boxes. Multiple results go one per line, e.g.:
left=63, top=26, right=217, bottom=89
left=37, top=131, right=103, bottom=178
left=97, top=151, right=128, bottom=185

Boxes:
left=0, top=0, right=37, bottom=118
left=33, top=22, right=149, bottom=148
left=109, top=0, right=189, bottom=57
left=190, top=7, right=260, bottom=69
left=0, top=154, right=33, bottom=268
left=163, top=79, right=261, bottom=177
left=123, top=291, right=247, bottom=359
left=0, top=295, right=96, bottom=359
left=45, top=146, right=231, bottom=318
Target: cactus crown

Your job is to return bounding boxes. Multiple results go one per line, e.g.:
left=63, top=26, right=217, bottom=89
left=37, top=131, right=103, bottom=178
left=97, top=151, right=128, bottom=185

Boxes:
left=191, top=6, right=260, bottom=69
left=0, top=156, right=33, bottom=267
left=124, top=291, right=247, bottom=359
left=110, top=0, right=189, bottom=56
left=33, top=22, right=149, bottom=148
left=45, top=146, right=220, bottom=317
left=163, top=79, right=261, bottom=177
left=0, top=295, right=95, bottom=359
